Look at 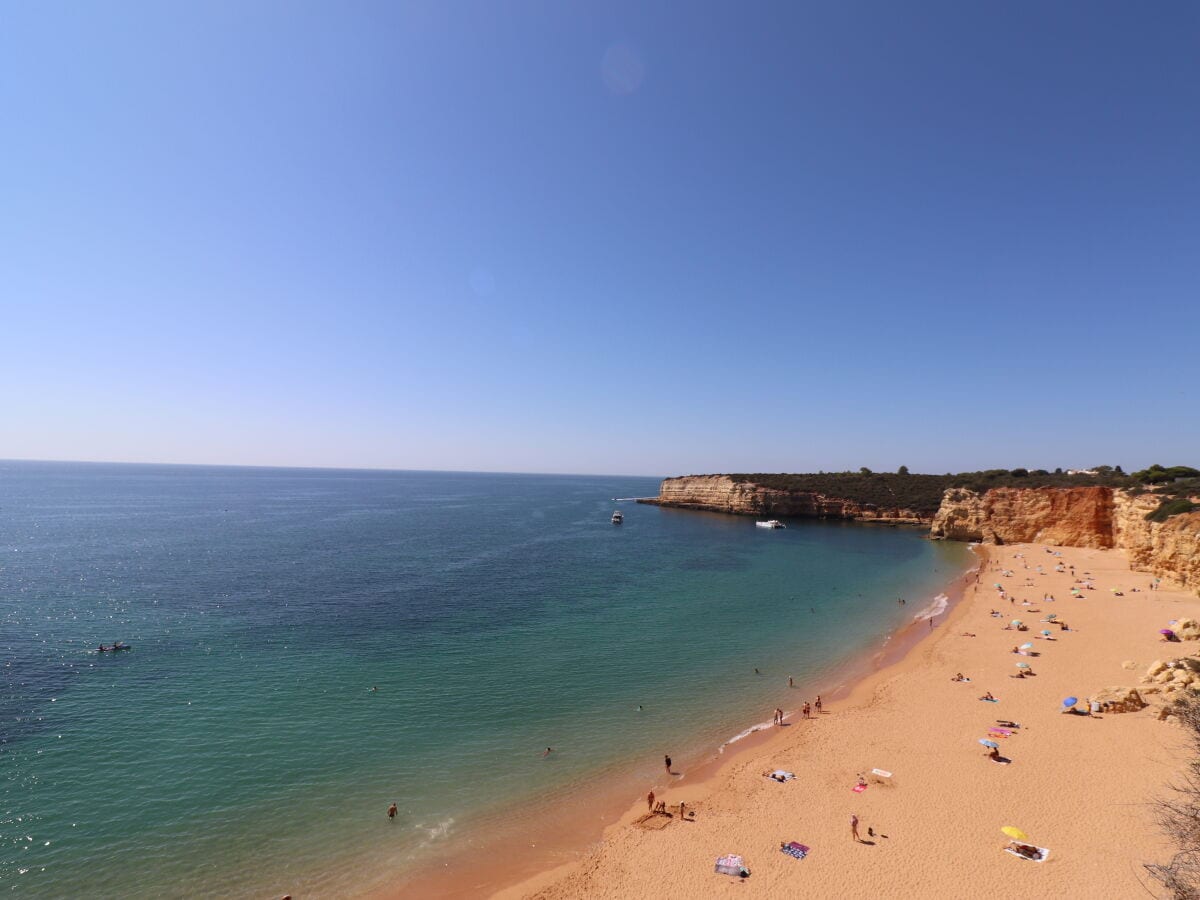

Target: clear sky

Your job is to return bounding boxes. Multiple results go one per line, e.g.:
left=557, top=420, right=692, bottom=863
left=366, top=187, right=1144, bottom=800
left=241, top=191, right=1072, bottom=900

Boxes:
left=3, top=2, right=1198, bottom=476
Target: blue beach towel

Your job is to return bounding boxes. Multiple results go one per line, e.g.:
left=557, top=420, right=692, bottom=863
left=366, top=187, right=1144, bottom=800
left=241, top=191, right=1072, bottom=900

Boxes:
left=780, top=841, right=809, bottom=860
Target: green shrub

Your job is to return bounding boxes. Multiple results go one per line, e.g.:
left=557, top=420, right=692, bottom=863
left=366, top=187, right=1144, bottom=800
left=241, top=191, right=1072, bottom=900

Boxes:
left=1146, top=498, right=1199, bottom=523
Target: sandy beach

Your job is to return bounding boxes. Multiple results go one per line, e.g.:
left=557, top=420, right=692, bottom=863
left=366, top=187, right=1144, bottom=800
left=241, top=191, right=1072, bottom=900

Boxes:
left=487, top=543, right=1198, bottom=899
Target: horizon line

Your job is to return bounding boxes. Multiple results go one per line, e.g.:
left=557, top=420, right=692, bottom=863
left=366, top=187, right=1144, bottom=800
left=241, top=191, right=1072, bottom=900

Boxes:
left=0, top=456, right=666, bottom=481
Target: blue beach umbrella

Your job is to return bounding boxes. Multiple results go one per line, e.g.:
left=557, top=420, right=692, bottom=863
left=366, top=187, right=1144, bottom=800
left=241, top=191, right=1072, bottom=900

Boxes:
left=1011, top=620, right=1023, bottom=626
left=1041, top=630, right=1052, bottom=636
left=1020, top=642, right=1033, bottom=650
left=979, top=739, right=999, bottom=748
left=1063, top=697, right=1078, bottom=707
left=1016, top=662, right=1030, bottom=669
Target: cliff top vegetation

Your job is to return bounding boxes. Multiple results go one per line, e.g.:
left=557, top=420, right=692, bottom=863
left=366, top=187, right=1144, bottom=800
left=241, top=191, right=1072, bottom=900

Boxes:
left=717, top=467, right=1197, bottom=517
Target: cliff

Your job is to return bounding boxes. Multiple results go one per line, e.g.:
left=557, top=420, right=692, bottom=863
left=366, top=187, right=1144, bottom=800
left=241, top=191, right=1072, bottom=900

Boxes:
left=641, top=475, right=928, bottom=524
left=930, top=486, right=1200, bottom=595
left=928, top=486, right=1116, bottom=548
left=1113, top=493, right=1200, bottom=595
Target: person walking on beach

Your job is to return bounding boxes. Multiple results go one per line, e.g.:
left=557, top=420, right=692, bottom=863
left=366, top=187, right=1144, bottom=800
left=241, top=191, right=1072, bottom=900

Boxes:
left=815, top=695, right=822, bottom=714
left=647, top=790, right=655, bottom=813
left=851, top=813, right=861, bottom=843
left=802, top=701, right=811, bottom=718
left=788, top=676, right=794, bottom=688
left=387, top=802, right=397, bottom=821
left=664, top=754, right=673, bottom=774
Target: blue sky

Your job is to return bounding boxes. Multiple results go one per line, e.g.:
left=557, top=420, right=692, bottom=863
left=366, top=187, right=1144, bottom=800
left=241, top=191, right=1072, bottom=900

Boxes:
left=3, top=1, right=1197, bottom=476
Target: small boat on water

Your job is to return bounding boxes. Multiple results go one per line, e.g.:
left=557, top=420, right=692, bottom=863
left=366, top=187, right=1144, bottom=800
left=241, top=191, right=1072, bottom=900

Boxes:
left=611, top=510, right=623, bottom=524
left=755, top=519, right=785, bottom=529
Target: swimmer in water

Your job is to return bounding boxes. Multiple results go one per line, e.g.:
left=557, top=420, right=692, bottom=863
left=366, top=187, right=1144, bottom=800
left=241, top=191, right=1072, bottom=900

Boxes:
left=542, top=747, right=553, bottom=757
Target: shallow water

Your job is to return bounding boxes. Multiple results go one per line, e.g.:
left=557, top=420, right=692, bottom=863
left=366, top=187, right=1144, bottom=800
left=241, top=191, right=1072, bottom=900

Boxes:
left=0, top=462, right=969, bottom=896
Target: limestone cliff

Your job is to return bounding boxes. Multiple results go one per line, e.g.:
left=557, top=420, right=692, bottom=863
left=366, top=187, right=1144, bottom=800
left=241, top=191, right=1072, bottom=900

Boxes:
left=640, top=475, right=927, bottom=524
left=928, top=486, right=1115, bottom=548
left=645, top=475, right=1198, bottom=594
left=929, top=485, right=1200, bottom=595
left=1113, top=493, right=1200, bottom=594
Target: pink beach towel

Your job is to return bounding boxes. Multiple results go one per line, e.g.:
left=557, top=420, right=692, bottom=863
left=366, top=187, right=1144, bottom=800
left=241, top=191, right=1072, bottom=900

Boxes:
left=852, top=784, right=867, bottom=793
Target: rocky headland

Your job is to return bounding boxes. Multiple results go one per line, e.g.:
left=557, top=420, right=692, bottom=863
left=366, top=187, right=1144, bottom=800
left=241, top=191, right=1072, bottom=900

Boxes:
left=642, top=475, right=1200, bottom=594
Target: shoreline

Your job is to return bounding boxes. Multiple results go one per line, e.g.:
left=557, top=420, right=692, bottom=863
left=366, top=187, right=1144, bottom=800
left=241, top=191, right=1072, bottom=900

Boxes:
left=500, top=542, right=1197, bottom=899
left=376, top=547, right=980, bottom=898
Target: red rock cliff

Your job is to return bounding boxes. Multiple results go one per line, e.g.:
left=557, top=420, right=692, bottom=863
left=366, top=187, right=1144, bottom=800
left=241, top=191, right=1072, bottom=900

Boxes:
left=928, top=486, right=1115, bottom=547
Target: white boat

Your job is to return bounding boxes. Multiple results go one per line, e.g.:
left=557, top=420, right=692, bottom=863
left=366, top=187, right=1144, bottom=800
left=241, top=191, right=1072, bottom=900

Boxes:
left=611, top=510, right=623, bottom=524
left=755, top=519, right=785, bottom=529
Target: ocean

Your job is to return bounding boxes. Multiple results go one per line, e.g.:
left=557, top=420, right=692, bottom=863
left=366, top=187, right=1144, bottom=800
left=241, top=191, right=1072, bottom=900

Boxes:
left=0, top=462, right=971, bottom=897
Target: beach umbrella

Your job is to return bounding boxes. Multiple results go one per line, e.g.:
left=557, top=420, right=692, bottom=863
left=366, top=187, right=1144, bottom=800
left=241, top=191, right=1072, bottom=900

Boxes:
left=1045, top=613, right=1057, bottom=619
left=1011, top=620, right=1023, bottom=626
left=1161, top=629, right=1176, bottom=636
left=1001, top=826, right=1030, bottom=841
left=1041, top=630, right=1052, bottom=636
left=1063, top=696, right=1078, bottom=707
left=979, top=739, right=999, bottom=748
left=994, top=583, right=1002, bottom=588
left=1020, top=642, right=1033, bottom=650
left=1016, top=662, right=1030, bottom=669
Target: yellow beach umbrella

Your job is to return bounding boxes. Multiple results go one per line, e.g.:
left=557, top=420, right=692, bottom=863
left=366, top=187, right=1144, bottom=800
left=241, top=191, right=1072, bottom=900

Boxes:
left=1001, top=826, right=1029, bottom=841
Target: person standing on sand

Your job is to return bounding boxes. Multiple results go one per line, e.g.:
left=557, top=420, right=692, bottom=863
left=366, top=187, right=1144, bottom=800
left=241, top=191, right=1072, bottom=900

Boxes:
left=664, top=754, right=672, bottom=774
left=788, top=676, right=794, bottom=688
left=815, top=695, right=822, bottom=713
left=387, top=803, right=397, bottom=820
left=851, top=813, right=861, bottom=842
left=647, top=790, right=655, bottom=812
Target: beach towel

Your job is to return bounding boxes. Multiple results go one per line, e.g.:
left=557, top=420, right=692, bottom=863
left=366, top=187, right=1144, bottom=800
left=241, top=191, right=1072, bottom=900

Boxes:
left=780, top=841, right=809, bottom=860
left=989, top=728, right=1013, bottom=736
left=980, top=697, right=999, bottom=703
left=714, top=854, right=749, bottom=877
left=765, top=770, right=794, bottom=782
left=1004, top=845, right=1049, bottom=863
left=852, top=783, right=867, bottom=793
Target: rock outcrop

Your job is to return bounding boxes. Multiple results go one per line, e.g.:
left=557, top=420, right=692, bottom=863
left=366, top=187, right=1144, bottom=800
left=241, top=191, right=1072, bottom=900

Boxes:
left=1091, top=686, right=1148, bottom=714
left=1113, top=493, right=1200, bottom=595
left=641, top=475, right=927, bottom=524
left=928, top=486, right=1115, bottom=547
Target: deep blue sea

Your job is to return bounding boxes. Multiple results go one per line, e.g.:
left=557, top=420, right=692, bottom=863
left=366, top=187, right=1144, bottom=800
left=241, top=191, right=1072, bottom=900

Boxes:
left=0, top=462, right=970, bottom=896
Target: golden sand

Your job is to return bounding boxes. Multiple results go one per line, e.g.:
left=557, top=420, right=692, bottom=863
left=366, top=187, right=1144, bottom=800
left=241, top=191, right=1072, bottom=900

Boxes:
left=496, top=544, right=1197, bottom=899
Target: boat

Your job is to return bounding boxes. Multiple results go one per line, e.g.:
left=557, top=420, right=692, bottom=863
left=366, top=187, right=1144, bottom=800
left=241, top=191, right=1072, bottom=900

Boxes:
left=611, top=510, right=623, bottom=524
left=755, top=519, right=785, bottom=529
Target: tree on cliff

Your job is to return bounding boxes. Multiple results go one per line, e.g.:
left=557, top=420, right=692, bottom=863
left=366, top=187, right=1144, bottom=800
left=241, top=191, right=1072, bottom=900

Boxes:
left=897, top=465, right=909, bottom=476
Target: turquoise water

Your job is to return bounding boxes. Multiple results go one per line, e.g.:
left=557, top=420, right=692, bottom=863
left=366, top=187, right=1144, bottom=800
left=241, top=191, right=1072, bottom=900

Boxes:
left=1, top=462, right=970, bottom=896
